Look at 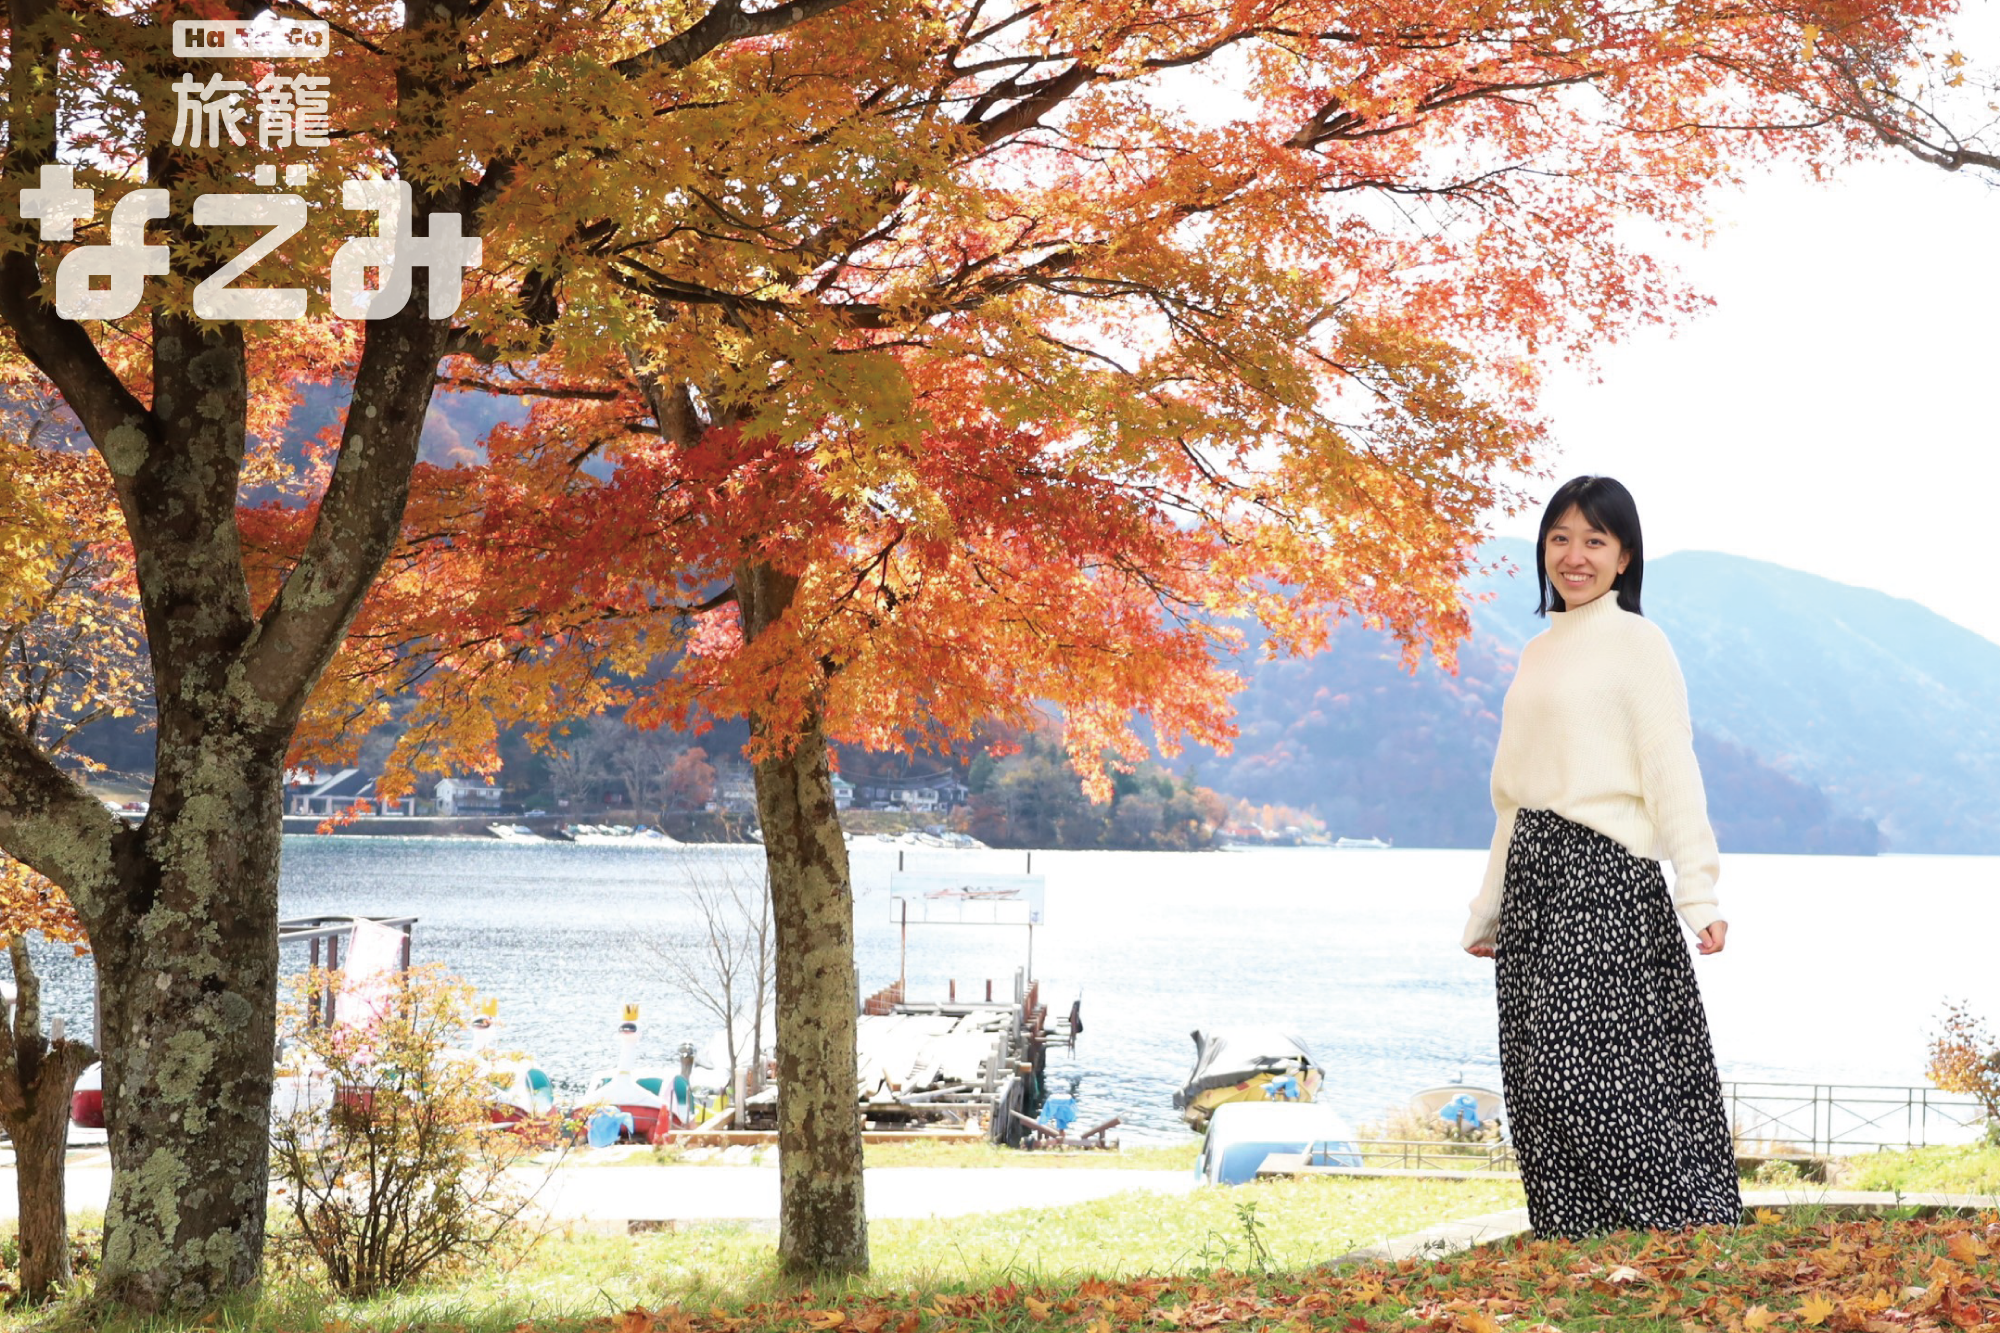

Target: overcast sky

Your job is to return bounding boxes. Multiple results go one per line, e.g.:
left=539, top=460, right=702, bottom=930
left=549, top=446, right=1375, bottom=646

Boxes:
left=1492, top=141, right=2000, bottom=644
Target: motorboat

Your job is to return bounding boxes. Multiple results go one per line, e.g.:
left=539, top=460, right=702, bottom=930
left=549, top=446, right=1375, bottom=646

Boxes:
left=486, top=823, right=545, bottom=841
left=1173, top=1027, right=1324, bottom=1131
left=1194, top=1101, right=1362, bottom=1185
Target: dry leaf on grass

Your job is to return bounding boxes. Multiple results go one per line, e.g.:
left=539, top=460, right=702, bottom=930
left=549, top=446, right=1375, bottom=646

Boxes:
left=1945, top=1232, right=1991, bottom=1263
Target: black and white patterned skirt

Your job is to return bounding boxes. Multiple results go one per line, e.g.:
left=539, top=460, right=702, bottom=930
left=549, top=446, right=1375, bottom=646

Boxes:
left=1495, top=807, right=1743, bottom=1240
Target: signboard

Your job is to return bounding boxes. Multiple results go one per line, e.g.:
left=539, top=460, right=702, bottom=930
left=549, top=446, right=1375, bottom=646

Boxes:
left=889, top=872, right=1045, bottom=926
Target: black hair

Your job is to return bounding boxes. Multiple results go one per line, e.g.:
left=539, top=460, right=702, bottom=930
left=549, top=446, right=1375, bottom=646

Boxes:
left=1534, top=475, right=1644, bottom=616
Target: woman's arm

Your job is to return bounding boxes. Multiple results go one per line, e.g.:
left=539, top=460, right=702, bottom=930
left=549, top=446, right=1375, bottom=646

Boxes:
left=1463, top=804, right=1516, bottom=955
left=1630, top=626, right=1724, bottom=942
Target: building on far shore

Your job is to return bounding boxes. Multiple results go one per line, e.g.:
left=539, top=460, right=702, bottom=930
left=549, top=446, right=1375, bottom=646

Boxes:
left=285, top=768, right=416, bottom=817
left=853, top=773, right=970, bottom=813
left=434, top=776, right=504, bottom=816
left=711, top=762, right=758, bottom=814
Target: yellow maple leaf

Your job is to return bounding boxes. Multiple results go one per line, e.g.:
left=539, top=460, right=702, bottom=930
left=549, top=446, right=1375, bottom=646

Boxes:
left=804, top=1311, right=848, bottom=1330
left=1800, top=23, right=1820, bottom=60
left=1459, top=1314, right=1505, bottom=1333
left=1023, top=1298, right=1052, bottom=1324
left=1754, top=1208, right=1785, bottom=1226
left=1797, top=1292, right=1836, bottom=1327
left=1743, top=1304, right=1776, bottom=1331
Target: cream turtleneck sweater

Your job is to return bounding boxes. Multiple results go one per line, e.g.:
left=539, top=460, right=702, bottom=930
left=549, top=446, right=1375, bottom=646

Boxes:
left=1461, top=591, right=1722, bottom=950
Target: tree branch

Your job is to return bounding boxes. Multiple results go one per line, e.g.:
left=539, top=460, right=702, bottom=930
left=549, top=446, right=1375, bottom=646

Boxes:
left=614, top=0, right=860, bottom=77
left=0, top=711, right=122, bottom=925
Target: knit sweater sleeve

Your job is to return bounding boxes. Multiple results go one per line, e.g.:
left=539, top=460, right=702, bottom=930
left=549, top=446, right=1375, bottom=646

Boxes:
left=1462, top=803, right=1516, bottom=950
left=1629, top=626, right=1723, bottom=935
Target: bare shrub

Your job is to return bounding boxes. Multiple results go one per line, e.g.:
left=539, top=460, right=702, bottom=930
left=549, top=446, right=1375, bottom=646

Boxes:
left=269, top=965, right=557, bottom=1297
left=638, top=860, right=774, bottom=1096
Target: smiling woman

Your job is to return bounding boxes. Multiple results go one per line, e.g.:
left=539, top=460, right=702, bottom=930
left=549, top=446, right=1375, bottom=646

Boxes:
left=1462, top=475, right=1741, bottom=1243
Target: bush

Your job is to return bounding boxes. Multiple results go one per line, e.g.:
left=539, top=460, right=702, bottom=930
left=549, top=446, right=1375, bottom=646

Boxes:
left=1928, top=999, right=2000, bottom=1128
left=269, top=964, right=559, bottom=1297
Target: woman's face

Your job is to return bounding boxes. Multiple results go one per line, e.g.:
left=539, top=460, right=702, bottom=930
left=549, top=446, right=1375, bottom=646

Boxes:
left=1544, top=505, right=1630, bottom=610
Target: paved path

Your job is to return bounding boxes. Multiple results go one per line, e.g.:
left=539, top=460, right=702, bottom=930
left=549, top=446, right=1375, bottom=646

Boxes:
left=0, top=1159, right=1194, bottom=1225
left=531, top=1167, right=1197, bottom=1224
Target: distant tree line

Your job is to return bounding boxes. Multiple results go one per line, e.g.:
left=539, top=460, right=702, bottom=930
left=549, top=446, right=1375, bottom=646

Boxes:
left=964, top=730, right=1226, bottom=851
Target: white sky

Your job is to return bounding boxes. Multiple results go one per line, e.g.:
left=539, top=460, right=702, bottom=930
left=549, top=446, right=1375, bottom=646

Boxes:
left=1494, top=119, right=2000, bottom=644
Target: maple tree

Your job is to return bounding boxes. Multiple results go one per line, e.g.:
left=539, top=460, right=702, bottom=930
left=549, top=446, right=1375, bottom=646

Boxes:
left=1755, top=4, right=1997, bottom=177
left=0, top=0, right=868, bottom=1310
left=282, top=0, right=1952, bottom=1276
left=0, top=388, right=133, bottom=1301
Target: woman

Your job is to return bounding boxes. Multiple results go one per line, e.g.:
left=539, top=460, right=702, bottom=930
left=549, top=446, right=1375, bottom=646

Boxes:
left=1462, top=475, right=1742, bottom=1240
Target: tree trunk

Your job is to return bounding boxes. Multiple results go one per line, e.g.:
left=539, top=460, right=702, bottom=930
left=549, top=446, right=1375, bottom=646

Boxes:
left=88, top=747, right=284, bottom=1309
left=736, top=562, right=867, bottom=1276
left=1, top=938, right=101, bottom=1303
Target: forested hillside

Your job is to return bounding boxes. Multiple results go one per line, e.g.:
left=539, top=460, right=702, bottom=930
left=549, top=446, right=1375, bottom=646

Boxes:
left=1193, top=541, right=2000, bottom=854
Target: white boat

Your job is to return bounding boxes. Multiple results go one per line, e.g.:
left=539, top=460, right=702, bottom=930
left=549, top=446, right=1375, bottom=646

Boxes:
left=1334, top=836, right=1391, bottom=849
left=486, top=823, right=544, bottom=842
left=561, top=823, right=681, bottom=846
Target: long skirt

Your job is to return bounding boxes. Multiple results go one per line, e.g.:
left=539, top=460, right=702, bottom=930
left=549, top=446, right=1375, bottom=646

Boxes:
left=1495, top=807, right=1743, bottom=1240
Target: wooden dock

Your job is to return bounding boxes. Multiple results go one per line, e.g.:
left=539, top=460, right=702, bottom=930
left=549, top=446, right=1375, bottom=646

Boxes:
left=722, top=974, right=1074, bottom=1144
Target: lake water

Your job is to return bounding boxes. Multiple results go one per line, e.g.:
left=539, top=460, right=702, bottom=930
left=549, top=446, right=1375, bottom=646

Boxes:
left=19, top=839, right=2000, bottom=1142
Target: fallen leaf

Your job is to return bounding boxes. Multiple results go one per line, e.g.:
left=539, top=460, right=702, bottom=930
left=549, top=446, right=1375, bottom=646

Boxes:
left=1799, top=1292, right=1836, bottom=1327
left=1945, top=1233, right=1991, bottom=1263
left=1605, top=1266, right=1643, bottom=1285
left=1023, top=1298, right=1052, bottom=1324
left=1754, top=1209, right=1785, bottom=1226
left=1743, top=1304, right=1777, bottom=1331
left=1457, top=1314, right=1504, bottom=1333
left=853, top=1311, right=889, bottom=1333
left=804, top=1311, right=848, bottom=1330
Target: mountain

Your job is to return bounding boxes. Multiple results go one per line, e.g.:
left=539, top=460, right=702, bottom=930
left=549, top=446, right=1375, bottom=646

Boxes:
left=1192, top=541, right=2000, bottom=854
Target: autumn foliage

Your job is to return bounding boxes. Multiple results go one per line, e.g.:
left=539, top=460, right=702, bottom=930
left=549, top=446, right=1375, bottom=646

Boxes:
left=266, top=0, right=1964, bottom=801
left=1928, top=1001, right=2000, bottom=1129
left=561, top=1210, right=2000, bottom=1333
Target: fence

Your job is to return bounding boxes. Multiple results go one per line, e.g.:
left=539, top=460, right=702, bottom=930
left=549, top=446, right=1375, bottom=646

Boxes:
left=1721, top=1081, right=1990, bottom=1157
left=1349, top=1138, right=1518, bottom=1172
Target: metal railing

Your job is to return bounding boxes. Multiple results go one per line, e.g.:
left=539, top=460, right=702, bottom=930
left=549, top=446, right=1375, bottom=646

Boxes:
left=1721, top=1081, right=1990, bottom=1156
left=1352, top=1138, right=1518, bottom=1172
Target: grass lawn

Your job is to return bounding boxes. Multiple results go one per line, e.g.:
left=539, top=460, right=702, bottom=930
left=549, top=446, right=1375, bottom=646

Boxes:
left=20, top=1197, right=2000, bottom=1333
left=6, top=1175, right=1521, bottom=1332
left=1832, top=1140, right=2000, bottom=1196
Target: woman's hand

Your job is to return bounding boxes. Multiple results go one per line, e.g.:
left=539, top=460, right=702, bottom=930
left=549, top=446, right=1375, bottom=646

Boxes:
left=1696, top=920, right=1728, bottom=955
left=1466, top=941, right=1495, bottom=959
